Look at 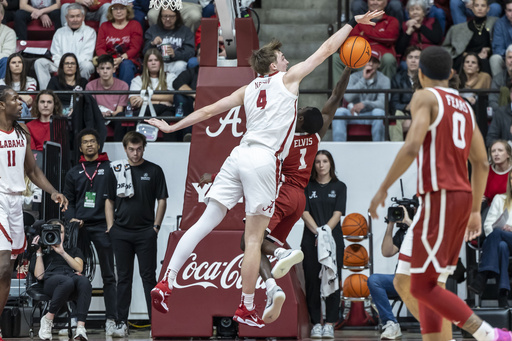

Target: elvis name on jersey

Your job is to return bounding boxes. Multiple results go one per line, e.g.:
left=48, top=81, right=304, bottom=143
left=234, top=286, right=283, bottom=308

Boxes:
left=294, top=137, right=314, bottom=148
left=0, top=138, right=25, bottom=148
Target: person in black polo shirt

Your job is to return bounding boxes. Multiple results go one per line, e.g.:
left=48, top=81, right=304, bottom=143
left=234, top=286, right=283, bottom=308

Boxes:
left=301, top=150, right=347, bottom=339
left=63, top=128, right=117, bottom=336
left=105, top=131, right=168, bottom=337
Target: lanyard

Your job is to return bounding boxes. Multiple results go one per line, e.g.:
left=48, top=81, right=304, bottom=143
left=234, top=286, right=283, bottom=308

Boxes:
left=82, top=162, right=101, bottom=188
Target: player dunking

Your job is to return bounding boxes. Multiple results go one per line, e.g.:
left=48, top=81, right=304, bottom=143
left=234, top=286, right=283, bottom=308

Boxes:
left=0, top=87, right=68, bottom=340
left=147, top=11, right=383, bottom=327
left=370, top=46, right=511, bottom=341
left=199, top=67, right=352, bottom=324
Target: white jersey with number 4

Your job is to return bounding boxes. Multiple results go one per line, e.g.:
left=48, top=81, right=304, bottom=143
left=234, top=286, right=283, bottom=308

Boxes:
left=242, top=71, right=298, bottom=160
left=0, top=128, right=27, bottom=194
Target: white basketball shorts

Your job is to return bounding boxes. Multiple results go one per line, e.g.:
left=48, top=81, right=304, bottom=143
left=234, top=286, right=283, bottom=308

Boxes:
left=0, top=193, right=26, bottom=259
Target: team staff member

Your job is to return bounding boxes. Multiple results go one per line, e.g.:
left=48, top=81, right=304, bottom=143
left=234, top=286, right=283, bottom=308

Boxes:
left=63, top=128, right=117, bottom=336
left=105, top=131, right=168, bottom=337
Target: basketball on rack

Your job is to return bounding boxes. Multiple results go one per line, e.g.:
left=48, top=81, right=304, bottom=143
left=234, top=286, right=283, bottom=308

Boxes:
left=342, top=213, right=368, bottom=242
left=343, top=244, right=368, bottom=269
left=339, top=36, right=371, bottom=69
left=343, top=274, right=369, bottom=298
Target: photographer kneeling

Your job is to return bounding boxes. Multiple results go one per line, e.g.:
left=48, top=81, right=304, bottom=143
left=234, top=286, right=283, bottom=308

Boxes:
left=30, top=219, right=92, bottom=341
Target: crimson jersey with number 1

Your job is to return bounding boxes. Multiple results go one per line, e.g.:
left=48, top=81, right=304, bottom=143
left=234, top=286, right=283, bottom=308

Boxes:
left=0, top=128, right=26, bottom=194
left=281, top=133, right=321, bottom=189
left=417, top=87, right=475, bottom=195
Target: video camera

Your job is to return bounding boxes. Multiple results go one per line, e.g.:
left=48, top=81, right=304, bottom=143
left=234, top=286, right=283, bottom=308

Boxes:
left=26, top=221, right=62, bottom=254
left=386, top=179, right=419, bottom=228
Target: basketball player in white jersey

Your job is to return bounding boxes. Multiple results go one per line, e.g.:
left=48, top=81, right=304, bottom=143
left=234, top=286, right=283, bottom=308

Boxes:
left=147, top=9, right=384, bottom=327
left=0, top=87, right=68, bottom=340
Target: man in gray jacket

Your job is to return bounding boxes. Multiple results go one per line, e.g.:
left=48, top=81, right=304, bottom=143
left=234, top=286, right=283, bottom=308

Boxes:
left=332, top=50, right=390, bottom=141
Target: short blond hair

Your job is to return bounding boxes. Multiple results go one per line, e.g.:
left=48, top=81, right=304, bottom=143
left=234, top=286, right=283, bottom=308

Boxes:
left=249, top=39, right=282, bottom=75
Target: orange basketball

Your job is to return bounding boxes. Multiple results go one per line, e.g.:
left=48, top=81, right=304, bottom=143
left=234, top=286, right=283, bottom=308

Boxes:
left=342, top=213, right=368, bottom=242
left=343, top=274, right=369, bottom=298
left=343, top=244, right=368, bottom=269
left=339, top=36, right=372, bottom=69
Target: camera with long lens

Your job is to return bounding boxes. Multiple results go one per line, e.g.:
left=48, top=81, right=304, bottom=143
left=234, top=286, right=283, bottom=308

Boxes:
left=387, top=196, right=419, bottom=228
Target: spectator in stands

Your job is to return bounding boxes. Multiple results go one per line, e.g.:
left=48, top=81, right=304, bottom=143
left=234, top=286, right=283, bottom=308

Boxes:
left=442, top=0, right=497, bottom=73
left=0, top=5, right=15, bottom=77
left=143, top=7, right=194, bottom=77
left=63, top=128, right=117, bottom=337
left=302, top=150, right=346, bottom=339
left=332, top=50, right=389, bottom=142
left=96, top=0, right=143, bottom=86
left=351, top=0, right=404, bottom=24
left=86, top=54, right=129, bottom=141
left=396, top=0, right=442, bottom=58
left=31, top=219, right=92, bottom=341
left=484, top=140, right=512, bottom=207
left=131, top=0, right=149, bottom=30
left=489, top=45, right=512, bottom=112
left=1, top=0, right=19, bottom=24
left=47, top=52, right=87, bottom=115
left=389, top=46, right=421, bottom=141
left=490, top=0, right=512, bottom=77
left=487, top=87, right=512, bottom=146
left=14, top=0, right=61, bottom=40
left=172, top=45, right=198, bottom=117
left=469, top=170, right=512, bottom=308
left=0, top=53, right=37, bottom=117
left=450, top=0, right=501, bottom=25
left=148, top=0, right=206, bottom=31
left=60, top=0, right=110, bottom=27
left=27, top=90, right=63, bottom=151
left=34, top=3, right=96, bottom=90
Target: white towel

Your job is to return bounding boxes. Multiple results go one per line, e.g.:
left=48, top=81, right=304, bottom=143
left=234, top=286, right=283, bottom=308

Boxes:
left=111, top=159, right=134, bottom=198
left=317, top=224, right=339, bottom=298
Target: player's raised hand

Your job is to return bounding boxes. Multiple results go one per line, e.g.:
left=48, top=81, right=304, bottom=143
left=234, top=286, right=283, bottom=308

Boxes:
left=145, top=118, right=173, bottom=133
left=355, top=10, right=385, bottom=26
left=51, top=192, right=68, bottom=212
left=369, top=188, right=387, bottom=220
left=464, top=211, right=482, bottom=242
left=198, top=173, right=213, bottom=188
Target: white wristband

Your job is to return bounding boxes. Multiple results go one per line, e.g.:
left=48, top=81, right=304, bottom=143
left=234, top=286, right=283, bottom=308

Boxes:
left=36, top=253, right=43, bottom=257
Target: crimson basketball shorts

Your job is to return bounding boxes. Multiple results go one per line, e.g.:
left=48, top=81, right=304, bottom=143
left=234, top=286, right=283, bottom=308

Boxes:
left=266, top=183, right=306, bottom=246
left=0, top=193, right=26, bottom=259
left=407, top=190, right=471, bottom=280
left=206, top=144, right=279, bottom=218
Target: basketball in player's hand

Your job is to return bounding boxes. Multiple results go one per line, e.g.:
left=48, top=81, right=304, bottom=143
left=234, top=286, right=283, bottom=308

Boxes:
left=343, top=274, right=370, bottom=298
left=339, top=36, right=371, bottom=69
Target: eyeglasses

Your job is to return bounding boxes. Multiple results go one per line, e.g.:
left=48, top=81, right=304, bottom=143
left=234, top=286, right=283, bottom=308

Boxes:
left=162, top=15, right=176, bottom=19
left=64, top=62, right=77, bottom=66
left=112, top=6, right=126, bottom=11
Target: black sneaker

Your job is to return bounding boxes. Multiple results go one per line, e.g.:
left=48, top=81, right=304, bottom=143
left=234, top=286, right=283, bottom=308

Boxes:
left=468, top=272, right=487, bottom=296
left=499, top=290, right=510, bottom=308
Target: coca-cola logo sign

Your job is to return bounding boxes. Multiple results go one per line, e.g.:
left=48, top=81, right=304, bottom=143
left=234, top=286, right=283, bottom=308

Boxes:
left=175, top=253, right=274, bottom=290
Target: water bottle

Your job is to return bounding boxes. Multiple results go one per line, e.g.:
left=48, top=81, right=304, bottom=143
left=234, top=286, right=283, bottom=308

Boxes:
left=176, top=102, right=184, bottom=118
left=125, top=104, right=133, bottom=117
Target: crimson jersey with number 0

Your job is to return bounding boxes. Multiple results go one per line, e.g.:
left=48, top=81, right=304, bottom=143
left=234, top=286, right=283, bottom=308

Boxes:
left=0, top=128, right=27, bottom=194
left=242, top=71, right=298, bottom=159
left=417, top=87, right=475, bottom=195
left=281, top=133, right=320, bottom=189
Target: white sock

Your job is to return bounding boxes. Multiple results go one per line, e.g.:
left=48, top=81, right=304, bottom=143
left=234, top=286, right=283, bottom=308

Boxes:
left=472, top=321, right=495, bottom=341
left=167, top=269, right=178, bottom=289
left=265, top=278, right=277, bottom=292
left=242, top=292, right=255, bottom=310
left=274, top=247, right=286, bottom=258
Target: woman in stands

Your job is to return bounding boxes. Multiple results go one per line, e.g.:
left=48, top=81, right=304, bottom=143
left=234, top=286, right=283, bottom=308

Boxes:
left=143, top=7, right=194, bottom=77
left=301, top=150, right=347, bottom=339
left=469, top=170, right=512, bottom=308
left=96, top=0, right=143, bottom=86
left=26, top=90, right=63, bottom=151
left=484, top=140, right=512, bottom=206
left=442, top=0, right=496, bottom=72
left=396, top=0, right=442, bottom=57
left=47, top=53, right=87, bottom=116
left=0, top=53, right=37, bottom=117
left=31, top=219, right=92, bottom=341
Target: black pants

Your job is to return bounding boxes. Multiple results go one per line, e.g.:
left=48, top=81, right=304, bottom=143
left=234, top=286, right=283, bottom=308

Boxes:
left=301, top=228, right=344, bottom=324
left=14, top=9, right=61, bottom=40
left=84, top=222, right=117, bottom=320
left=43, top=274, right=92, bottom=322
left=109, top=225, right=157, bottom=322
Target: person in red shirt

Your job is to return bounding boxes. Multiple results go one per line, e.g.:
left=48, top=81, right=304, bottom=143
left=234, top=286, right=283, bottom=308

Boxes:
left=484, top=140, right=512, bottom=205
left=26, top=90, right=63, bottom=151
left=96, top=0, right=143, bottom=86
left=370, top=46, right=511, bottom=341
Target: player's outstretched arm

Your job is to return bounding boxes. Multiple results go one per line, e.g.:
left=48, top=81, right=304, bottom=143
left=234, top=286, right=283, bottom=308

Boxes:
left=22, top=124, right=68, bottom=211
left=369, top=90, right=433, bottom=219
left=146, top=85, right=247, bottom=133
left=318, top=67, right=352, bottom=139
left=284, top=10, right=384, bottom=93
left=465, top=125, right=489, bottom=241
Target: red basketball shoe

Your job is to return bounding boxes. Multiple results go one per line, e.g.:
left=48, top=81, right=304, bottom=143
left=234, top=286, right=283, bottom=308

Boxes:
left=151, top=279, right=172, bottom=313
left=494, top=328, right=512, bottom=340
left=233, top=304, right=265, bottom=328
